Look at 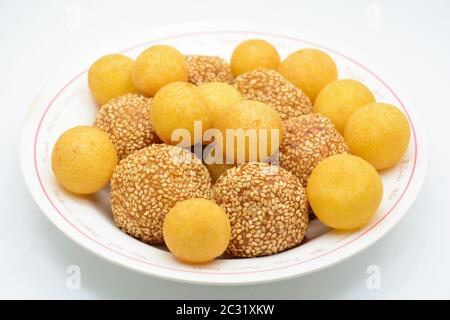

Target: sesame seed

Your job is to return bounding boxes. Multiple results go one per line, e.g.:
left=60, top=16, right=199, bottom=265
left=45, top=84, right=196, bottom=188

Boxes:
left=213, top=162, right=309, bottom=257
left=110, top=144, right=212, bottom=244
left=235, top=68, right=312, bottom=121
left=94, top=93, right=160, bottom=160
left=186, top=55, right=234, bottom=86
left=280, top=113, right=349, bottom=187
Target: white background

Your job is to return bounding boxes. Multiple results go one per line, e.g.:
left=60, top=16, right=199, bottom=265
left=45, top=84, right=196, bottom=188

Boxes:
left=1, top=0, right=449, bottom=299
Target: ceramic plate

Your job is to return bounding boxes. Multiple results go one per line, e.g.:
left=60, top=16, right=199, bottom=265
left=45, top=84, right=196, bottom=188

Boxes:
left=20, top=22, right=427, bottom=285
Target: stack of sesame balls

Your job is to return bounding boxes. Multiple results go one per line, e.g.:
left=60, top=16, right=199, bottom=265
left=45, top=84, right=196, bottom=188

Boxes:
left=51, top=39, right=411, bottom=264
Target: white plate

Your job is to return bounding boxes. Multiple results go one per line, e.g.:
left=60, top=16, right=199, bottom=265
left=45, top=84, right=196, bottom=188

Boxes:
left=20, top=22, right=427, bottom=285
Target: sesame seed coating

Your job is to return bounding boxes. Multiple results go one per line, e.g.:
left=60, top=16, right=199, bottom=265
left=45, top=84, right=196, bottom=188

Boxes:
left=280, top=114, right=349, bottom=187
left=186, top=55, right=234, bottom=85
left=94, top=93, right=160, bottom=160
left=213, top=162, right=309, bottom=257
left=235, top=68, right=312, bottom=121
left=110, top=144, right=212, bottom=244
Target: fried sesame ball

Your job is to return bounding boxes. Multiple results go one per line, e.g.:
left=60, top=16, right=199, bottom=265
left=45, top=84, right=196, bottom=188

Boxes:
left=280, top=114, right=349, bottom=187
left=163, top=198, right=231, bottom=263
left=235, top=68, right=312, bottom=121
left=110, top=144, right=212, bottom=244
left=206, top=163, right=236, bottom=184
left=186, top=55, right=234, bottom=85
left=132, top=45, right=188, bottom=96
left=314, top=79, right=376, bottom=134
left=198, top=82, right=242, bottom=125
left=213, top=162, right=309, bottom=257
left=307, top=154, right=383, bottom=230
left=215, top=100, right=283, bottom=163
left=88, top=54, right=138, bottom=105
left=278, top=48, right=338, bottom=102
left=51, top=126, right=118, bottom=194
left=231, top=39, right=281, bottom=76
left=94, top=93, right=160, bottom=160
left=150, top=82, right=211, bottom=146
left=344, top=103, right=410, bottom=170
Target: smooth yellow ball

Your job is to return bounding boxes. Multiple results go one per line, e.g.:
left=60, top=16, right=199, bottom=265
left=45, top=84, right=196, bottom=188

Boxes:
left=132, top=45, right=188, bottom=96
left=231, top=39, right=280, bottom=76
left=163, top=198, right=231, bottom=263
left=215, top=100, right=283, bottom=163
left=307, top=154, right=383, bottom=230
left=51, top=126, right=118, bottom=194
left=344, top=103, right=410, bottom=170
left=198, top=82, right=243, bottom=126
left=88, top=54, right=138, bottom=105
left=150, top=82, right=211, bottom=146
left=278, top=48, right=338, bottom=102
left=314, top=79, right=376, bottom=134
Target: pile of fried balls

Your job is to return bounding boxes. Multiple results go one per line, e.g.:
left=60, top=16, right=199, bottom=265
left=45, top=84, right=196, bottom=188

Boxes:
left=51, top=39, right=410, bottom=263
